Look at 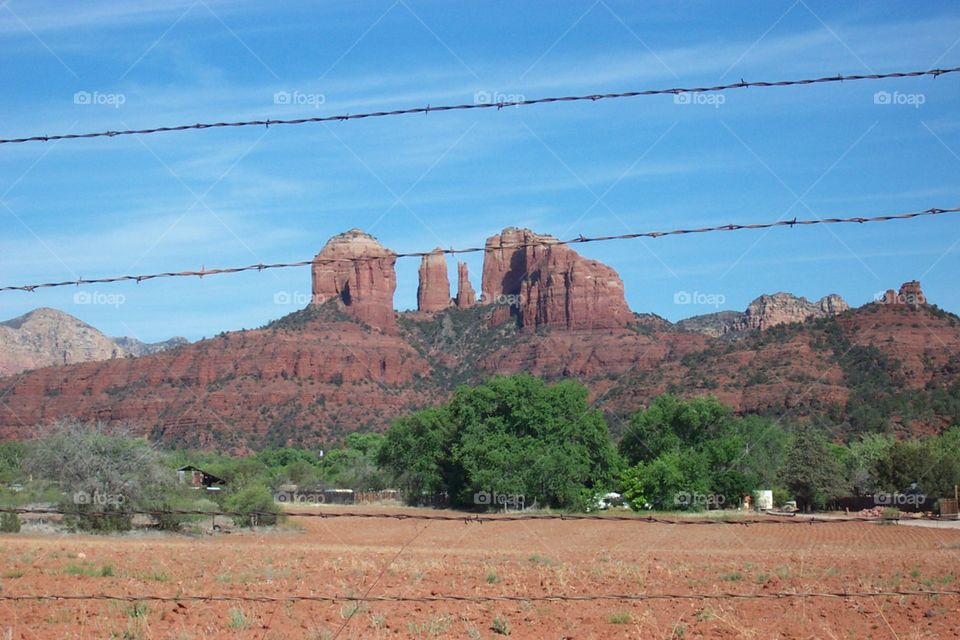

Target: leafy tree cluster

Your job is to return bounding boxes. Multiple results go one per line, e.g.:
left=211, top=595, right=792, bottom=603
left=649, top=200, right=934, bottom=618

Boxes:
left=618, top=395, right=788, bottom=510
left=378, top=374, right=621, bottom=510
left=617, top=394, right=960, bottom=512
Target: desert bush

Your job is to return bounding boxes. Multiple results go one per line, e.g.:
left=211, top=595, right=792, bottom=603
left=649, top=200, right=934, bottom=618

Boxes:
left=24, top=420, right=175, bottom=532
left=0, top=512, right=20, bottom=533
left=225, top=484, right=282, bottom=527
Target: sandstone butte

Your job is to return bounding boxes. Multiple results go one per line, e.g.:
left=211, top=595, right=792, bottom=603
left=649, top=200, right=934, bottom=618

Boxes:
left=311, top=229, right=398, bottom=332
left=416, top=248, right=451, bottom=313
left=480, top=227, right=633, bottom=330
left=455, top=262, right=476, bottom=309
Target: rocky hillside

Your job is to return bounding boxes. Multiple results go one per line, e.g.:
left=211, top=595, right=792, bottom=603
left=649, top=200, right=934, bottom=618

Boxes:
left=0, top=308, right=187, bottom=377
left=0, top=230, right=956, bottom=450
left=677, top=293, right=850, bottom=337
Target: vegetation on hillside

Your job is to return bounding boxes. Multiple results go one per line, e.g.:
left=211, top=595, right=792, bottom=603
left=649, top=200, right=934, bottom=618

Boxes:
left=2, top=374, right=960, bottom=529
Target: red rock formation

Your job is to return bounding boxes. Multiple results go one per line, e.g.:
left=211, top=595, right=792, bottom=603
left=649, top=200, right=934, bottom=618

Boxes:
left=455, top=262, right=476, bottom=309
left=416, top=249, right=451, bottom=313
left=311, top=229, right=397, bottom=332
left=898, top=280, right=926, bottom=306
left=880, top=281, right=926, bottom=306
left=0, top=318, right=435, bottom=446
left=480, top=227, right=633, bottom=330
left=481, top=228, right=534, bottom=304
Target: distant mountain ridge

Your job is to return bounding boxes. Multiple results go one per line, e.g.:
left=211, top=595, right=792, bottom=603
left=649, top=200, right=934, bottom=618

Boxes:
left=0, top=229, right=954, bottom=449
left=0, top=307, right=187, bottom=376
left=677, top=293, right=850, bottom=337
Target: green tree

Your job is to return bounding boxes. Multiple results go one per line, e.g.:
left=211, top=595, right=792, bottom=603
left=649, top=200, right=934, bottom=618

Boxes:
left=24, top=420, right=175, bottom=532
left=225, top=483, right=282, bottom=527
left=780, top=424, right=848, bottom=511
left=846, top=433, right=894, bottom=495
left=379, top=374, right=621, bottom=510
left=621, top=449, right=709, bottom=510
left=619, top=395, right=732, bottom=465
left=619, top=398, right=788, bottom=510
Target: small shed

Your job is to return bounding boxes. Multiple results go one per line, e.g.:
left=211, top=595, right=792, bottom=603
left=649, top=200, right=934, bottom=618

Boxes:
left=177, top=465, right=226, bottom=490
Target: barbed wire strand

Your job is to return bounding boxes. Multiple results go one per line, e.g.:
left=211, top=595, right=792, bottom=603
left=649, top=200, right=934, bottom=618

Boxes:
left=2, top=588, right=958, bottom=605
left=1, top=66, right=957, bottom=146
left=1, top=206, right=956, bottom=294
left=0, top=507, right=947, bottom=525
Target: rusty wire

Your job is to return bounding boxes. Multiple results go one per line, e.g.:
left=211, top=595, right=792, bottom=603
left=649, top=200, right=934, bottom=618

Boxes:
left=2, top=588, right=958, bottom=605
left=0, top=66, right=956, bottom=146
left=0, top=506, right=944, bottom=525
left=1, top=205, right=956, bottom=294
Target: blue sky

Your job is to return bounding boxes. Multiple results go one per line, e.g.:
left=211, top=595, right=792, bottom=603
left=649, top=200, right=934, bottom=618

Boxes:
left=1, top=0, right=958, bottom=342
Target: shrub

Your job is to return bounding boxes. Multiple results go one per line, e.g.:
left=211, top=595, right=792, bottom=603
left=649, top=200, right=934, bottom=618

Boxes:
left=0, top=512, right=20, bottom=533
left=225, top=484, right=282, bottom=527
left=25, top=420, right=175, bottom=533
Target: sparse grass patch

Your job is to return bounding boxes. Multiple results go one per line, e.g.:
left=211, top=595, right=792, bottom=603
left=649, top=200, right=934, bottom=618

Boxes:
left=2, top=570, right=25, bottom=578
left=528, top=554, right=557, bottom=567
left=491, top=615, right=510, bottom=635
left=227, top=607, right=250, bottom=629
left=126, top=601, right=148, bottom=619
left=719, top=572, right=743, bottom=582
left=755, top=573, right=770, bottom=584
left=485, top=571, right=500, bottom=584
left=340, top=601, right=368, bottom=619
left=607, top=611, right=631, bottom=624
left=406, top=614, right=451, bottom=637
left=63, top=563, right=114, bottom=577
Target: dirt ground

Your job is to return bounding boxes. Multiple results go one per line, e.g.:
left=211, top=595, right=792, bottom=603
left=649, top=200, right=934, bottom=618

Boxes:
left=2, top=507, right=960, bottom=639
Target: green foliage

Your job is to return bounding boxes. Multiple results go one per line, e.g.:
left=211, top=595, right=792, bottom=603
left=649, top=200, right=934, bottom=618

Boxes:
left=225, top=484, right=282, bottom=527
left=621, top=449, right=708, bottom=510
left=24, top=420, right=174, bottom=533
left=0, top=442, right=26, bottom=483
left=619, top=396, right=788, bottom=510
left=870, top=432, right=960, bottom=496
left=780, top=424, right=848, bottom=510
left=619, top=395, right=732, bottom=465
left=379, top=374, right=622, bottom=510
left=0, top=511, right=20, bottom=533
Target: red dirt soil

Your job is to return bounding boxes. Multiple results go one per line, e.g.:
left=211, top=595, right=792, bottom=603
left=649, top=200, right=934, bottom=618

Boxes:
left=2, top=506, right=960, bottom=639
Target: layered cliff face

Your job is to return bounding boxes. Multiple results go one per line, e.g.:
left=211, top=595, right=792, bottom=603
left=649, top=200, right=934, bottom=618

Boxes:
left=455, top=262, right=477, bottom=309
left=0, top=307, right=434, bottom=446
left=0, top=308, right=187, bottom=377
left=480, top=228, right=633, bottom=331
left=416, top=249, right=451, bottom=313
left=311, top=229, right=397, bottom=332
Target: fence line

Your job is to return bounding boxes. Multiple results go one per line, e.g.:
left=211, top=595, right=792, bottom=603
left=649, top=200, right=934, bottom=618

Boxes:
left=1, top=66, right=956, bottom=146
left=2, top=588, right=958, bottom=605
left=1, top=506, right=945, bottom=525
left=2, top=205, right=956, bottom=293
